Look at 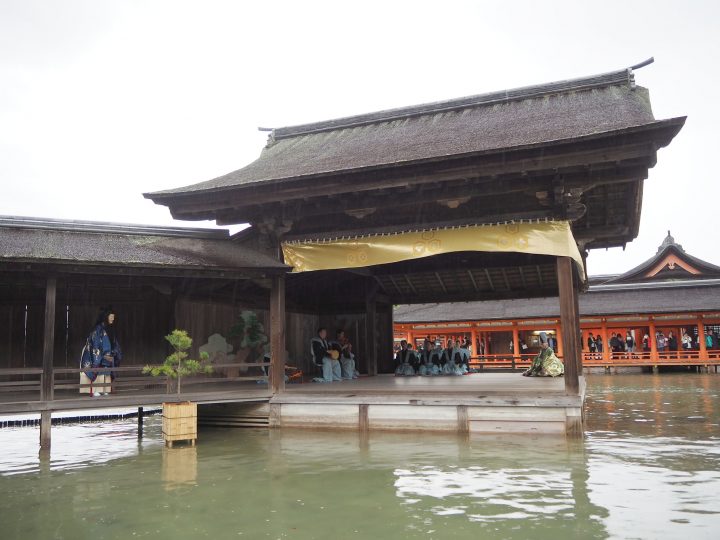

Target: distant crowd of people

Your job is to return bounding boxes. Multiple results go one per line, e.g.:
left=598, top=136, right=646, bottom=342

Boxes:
left=585, top=329, right=720, bottom=355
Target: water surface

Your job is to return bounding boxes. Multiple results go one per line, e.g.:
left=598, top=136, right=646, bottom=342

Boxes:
left=1, top=374, right=718, bottom=539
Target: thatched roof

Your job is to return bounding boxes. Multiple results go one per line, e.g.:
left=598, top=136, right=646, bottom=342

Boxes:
left=0, top=216, right=287, bottom=275
left=148, top=68, right=665, bottom=198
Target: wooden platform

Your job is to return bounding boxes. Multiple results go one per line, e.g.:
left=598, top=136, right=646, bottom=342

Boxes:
left=0, top=383, right=272, bottom=415
left=271, top=374, right=585, bottom=435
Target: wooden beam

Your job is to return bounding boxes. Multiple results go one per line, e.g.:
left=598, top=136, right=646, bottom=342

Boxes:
left=557, top=257, right=580, bottom=395
left=387, top=274, right=403, bottom=295
left=517, top=266, right=527, bottom=289
left=535, top=265, right=544, bottom=287
left=41, top=276, right=56, bottom=403
left=269, top=275, right=286, bottom=394
left=484, top=269, right=495, bottom=291
left=467, top=270, right=479, bottom=292
left=501, top=268, right=511, bottom=291
left=40, top=276, right=56, bottom=449
left=404, top=274, right=417, bottom=295
left=434, top=272, right=448, bottom=293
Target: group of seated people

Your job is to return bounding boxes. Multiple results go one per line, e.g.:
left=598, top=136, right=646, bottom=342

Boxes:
left=310, top=328, right=359, bottom=382
left=394, top=338, right=472, bottom=376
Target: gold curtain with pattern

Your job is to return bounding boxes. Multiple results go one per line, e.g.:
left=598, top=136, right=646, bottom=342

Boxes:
left=281, top=221, right=585, bottom=280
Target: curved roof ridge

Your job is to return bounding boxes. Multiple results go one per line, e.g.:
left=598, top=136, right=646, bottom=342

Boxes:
left=272, top=68, right=633, bottom=140
left=604, top=233, right=720, bottom=283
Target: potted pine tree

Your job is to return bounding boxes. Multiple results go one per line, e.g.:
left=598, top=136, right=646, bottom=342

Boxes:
left=143, top=329, right=212, bottom=447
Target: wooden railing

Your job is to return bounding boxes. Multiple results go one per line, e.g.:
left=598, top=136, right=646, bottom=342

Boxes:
left=468, top=350, right=720, bottom=369
left=582, top=350, right=720, bottom=366
left=0, top=362, right=272, bottom=402
left=469, top=354, right=538, bottom=370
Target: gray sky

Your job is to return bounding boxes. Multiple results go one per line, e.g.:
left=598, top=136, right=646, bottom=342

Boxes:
left=1, top=0, right=718, bottom=275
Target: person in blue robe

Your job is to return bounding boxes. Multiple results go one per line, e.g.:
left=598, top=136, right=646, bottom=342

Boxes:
left=80, top=307, right=122, bottom=396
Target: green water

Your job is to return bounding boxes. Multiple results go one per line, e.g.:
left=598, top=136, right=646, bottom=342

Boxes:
left=1, top=374, right=719, bottom=539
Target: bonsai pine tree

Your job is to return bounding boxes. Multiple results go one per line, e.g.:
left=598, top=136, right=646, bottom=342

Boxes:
left=143, top=329, right=212, bottom=394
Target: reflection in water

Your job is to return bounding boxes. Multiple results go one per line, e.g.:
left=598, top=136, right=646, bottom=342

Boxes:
left=162, top=446, right=198, bottom=490
left=0, top=374, right=718, bottom=539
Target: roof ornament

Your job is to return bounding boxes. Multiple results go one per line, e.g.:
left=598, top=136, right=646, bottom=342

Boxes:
left=658, top=229, right=684, bottom=253
left=627, top=57, right=654, bottom=89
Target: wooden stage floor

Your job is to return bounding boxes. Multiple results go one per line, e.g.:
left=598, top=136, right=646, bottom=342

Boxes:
left=272, top=374, right=585, bottom=435
left=1, top=374, right=585, bottom=435
left=285, top=373, right=572, bottom=397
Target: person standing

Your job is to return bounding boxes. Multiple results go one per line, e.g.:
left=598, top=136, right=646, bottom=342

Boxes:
left=80, top=307, right=122, bottom=397
left=625, top=331, right=635, bottom=355
left=656, top=332, right=667, bottom=353
left=587, top=333, right=597, bottom=353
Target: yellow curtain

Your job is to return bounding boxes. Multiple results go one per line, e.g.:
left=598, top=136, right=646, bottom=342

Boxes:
left=281, top=221, right=585, bottom=280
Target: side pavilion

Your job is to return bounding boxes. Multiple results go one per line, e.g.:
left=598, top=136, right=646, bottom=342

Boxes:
left=146, top=63, right=684, bottom=434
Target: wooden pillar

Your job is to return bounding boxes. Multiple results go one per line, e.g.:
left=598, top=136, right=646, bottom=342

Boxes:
left=269, top=275, right=286, bottom=394
left=40, top=411, right=51, bottom=449
left=41, top=276, right=56, bottom=403
left=511, top=323, right=520, bottom=368
left=649, top=319, right=658, bottom=362
left=40, top=276, right=56, bottom=449
left=470, top=328, right=478, bottom=357
left=698, top=317, right=707, bottom=360
left=573, top=274, right=583, bottom=376
left=364, top=282, right=378, bottom=376
left=557, top=257, right=580, bottom=395
left=556, top=325, right=563, bottom=357
left=405, top=330, right=412, bottom=345
left=138, top=407, right=144, bottom=439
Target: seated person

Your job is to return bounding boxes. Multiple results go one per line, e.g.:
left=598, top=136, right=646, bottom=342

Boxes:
left=340, top=343, right=359, bottom=380
left=428, top=342, right=445, bottom=374
left=458, top=341, right=471, bottom=373
left=394, top=340, right=416, bottom=376
left=417, top=339, right=436, bottom=376
left=442, top=339, right=464, bottom=376
left=522, top=332, right=564, bottom=377
left=332, top=329, right=358, bottom=380
left=310, top=327, right=342, bottom=382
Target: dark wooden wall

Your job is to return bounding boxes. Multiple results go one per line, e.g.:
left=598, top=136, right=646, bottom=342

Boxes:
left=1, top=274, right=395, bottom=377
left=0, top=287, right=173, bottom=373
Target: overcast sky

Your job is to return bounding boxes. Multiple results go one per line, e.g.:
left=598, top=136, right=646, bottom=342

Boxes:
left=1, top=0, right=718, bottom=275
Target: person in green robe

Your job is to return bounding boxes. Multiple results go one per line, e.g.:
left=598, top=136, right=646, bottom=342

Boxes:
left=522, top=332, right=564, bottom=377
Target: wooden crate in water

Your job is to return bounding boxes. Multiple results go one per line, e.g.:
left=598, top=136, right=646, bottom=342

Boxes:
left=162, top=401, right=197, bottom=447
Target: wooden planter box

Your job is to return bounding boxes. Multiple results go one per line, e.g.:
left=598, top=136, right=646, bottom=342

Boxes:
left=162, top=401, right=197, bottom=447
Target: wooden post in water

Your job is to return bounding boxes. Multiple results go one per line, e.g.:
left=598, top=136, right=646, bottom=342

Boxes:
left=557, top=257, right=583, bottom=437
left=269, top=275, right=286, bottom=394
left=557, top=257, right=580, bottom=395
left=40, top=276, right=57, bottom=449
left=138, top=407, right=144, bottom=439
